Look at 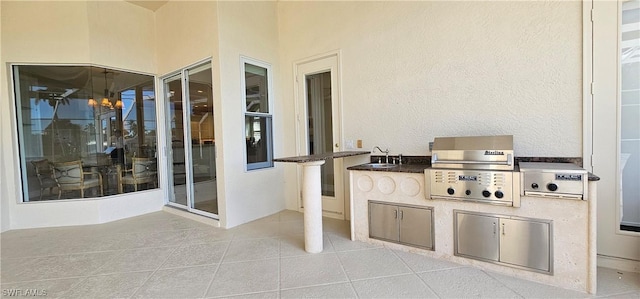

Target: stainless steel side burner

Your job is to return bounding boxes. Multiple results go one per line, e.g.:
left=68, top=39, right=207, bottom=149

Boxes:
left=519, top=162, right=588, bottom=200
left=426, top=135, right=520, bottom=207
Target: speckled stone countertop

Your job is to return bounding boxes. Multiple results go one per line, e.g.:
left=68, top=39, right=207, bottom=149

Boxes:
left=347, top=163, right=430, bottom=173
left=274, top=151, right=369, bottom=163
left=347, top=156, right=601, bottom=181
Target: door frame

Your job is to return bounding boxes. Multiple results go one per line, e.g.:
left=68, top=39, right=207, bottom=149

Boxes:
left=161, top=58, right=219, bottom=219
left=589, top=0, right=640, bottom=270
left=293, top=50, right=345, bottom=219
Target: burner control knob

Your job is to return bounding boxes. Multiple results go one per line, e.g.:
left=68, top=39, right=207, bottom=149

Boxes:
left=547, top=183, right=558, bottom=192
left=531, top=183, right=539, bottom=189
left=495, top=190, right=504, bottom=199
left=482, top=190, right=491, bottom=198
left=465, top=190, right=471, bottom=196
left=447, top=188, right=455, bottom=195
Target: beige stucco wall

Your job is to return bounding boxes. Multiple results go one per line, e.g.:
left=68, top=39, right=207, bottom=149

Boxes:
left=0, top=0, right=585, bottom=233
left=216, top=0, right=285, bottom=228
left=0, top=1, right=160, bottom=231
left=277, top=1, right=583, bottom=211
left=0, top=0, right=286, bottom=231
left=155, top=0, right=285, bottom=228
left=155, top=1, right=219, bottom=75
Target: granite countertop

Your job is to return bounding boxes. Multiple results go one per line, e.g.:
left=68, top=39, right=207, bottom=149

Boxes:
left=274, top=151, right=370, bottom=163
left=347, top=163, right=430, bottom=173
left=347, top=160, right=601, bottom=181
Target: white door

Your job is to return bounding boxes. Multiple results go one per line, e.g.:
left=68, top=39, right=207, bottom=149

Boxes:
left=592, top=0, right=640, bottom=263
left=295, top=53, right=344, bottom=219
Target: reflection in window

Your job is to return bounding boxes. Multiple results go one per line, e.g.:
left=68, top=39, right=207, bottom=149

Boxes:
left=620, top=0, right=640, bottom=232
left=242, top=60, right=273, bottom=170
left=13, top=65, right=158, bottom=201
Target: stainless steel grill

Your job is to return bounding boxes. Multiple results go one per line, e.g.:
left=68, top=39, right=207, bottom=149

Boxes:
left=426, top=135, right=521, bottom=207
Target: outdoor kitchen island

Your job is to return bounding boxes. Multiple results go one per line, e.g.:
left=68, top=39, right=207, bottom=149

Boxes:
left=348, top=161, right=599, bottom=294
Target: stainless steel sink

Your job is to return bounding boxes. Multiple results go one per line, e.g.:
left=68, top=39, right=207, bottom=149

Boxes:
left=365, top=163, right=397, bottom=169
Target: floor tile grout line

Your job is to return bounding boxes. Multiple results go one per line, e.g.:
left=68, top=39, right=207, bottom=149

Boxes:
left=328, top=233, right=360, bottom=298
left=387, top=247, right=441, bottom=298
left=278, top=281, right=357, bottom=292
left=277, top=238, right=282, bottom=299
left=85, top=248, right=128, bottom=276
left=2, top=249, right=124, bottom=286
left=202, top=237, right=233, bottom=299
left=0, top=240, right=204, bottom=261
left=482, top=269, right=527, bottom=299
left=1, top=247, right=128, bottom=260
left=127, top=243, right=183, bottom=299
left=52, top=274, right=92, bottom=298
left=2, top=274, right=95, bottom=287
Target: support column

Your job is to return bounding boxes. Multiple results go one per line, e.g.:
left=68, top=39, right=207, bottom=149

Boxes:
left=301, top=160, right=325, bottom=253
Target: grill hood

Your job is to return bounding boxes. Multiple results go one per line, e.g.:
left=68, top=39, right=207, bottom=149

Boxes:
left=431, top=135, right=514, bottom=171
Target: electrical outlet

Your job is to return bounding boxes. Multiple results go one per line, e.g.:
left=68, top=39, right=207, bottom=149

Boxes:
left=357, top=140, right=362, bottom=148
left=429, top=142, right=434, bottom=152
left=345, top=140, right=355, bottom=149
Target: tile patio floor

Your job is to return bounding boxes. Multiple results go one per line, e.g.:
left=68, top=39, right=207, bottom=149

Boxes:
left=1, top=210, right=639, bottom=298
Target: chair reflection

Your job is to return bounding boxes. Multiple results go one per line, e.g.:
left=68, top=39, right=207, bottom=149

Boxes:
left=119, top=157, right=157, bottom=193
left=51, top=160, right=103, bottom=199
left=30, top=159, right=57, bottom=200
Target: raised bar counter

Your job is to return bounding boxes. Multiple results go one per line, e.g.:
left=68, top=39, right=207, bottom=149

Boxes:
left=274, top=151, right=370, bottom=163
left=275, top=151, right=369, bottom=253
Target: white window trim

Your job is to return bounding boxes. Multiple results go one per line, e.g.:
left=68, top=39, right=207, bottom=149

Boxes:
left=240, top=56, right=274, bottom=171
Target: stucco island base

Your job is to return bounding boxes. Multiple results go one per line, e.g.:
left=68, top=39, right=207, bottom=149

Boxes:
left=349, top=170, right=597, bottom=294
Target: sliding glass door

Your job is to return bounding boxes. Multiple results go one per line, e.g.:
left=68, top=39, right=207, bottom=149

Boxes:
left=165, top=62, right=217, bottom=217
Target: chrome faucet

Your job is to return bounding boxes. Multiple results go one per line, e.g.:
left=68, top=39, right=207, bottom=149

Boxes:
left=372, top=146, right=389, bottom=163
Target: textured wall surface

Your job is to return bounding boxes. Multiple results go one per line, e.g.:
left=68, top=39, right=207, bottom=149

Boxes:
left=216, top=1, right=285, bottom=228
left=278, top=1, right=582, bottom=157
left=278, top=0, right=583, bottom=210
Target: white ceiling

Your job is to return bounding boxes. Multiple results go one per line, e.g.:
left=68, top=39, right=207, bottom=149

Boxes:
left=126, top=0, right=168, bottom=12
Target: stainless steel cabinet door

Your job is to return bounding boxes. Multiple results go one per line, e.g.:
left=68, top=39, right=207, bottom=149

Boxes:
left=499, top=218, right=551, bottom=272
left=399, top=207, right=433, bottom=249
left=455, top=213, right=499, bottom=261
left=369, top=202, right=398, bottom=242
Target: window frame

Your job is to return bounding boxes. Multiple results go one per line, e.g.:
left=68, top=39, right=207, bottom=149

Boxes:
left=240, top=56, right=274, bottom=171
left=10, top=63, right=159, bottom=202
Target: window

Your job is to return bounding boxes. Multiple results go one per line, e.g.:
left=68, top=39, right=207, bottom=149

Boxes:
left=242, top=58, right=273, bottom=170
left=12, top=65, right=158, bottom=201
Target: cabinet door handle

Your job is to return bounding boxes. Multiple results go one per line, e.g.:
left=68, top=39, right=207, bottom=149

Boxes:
left=399, top=210, right=404, bottom=220
left=394, top=209, right=398, bottom=219
left=493, top=222, right=496, bottom=235
left=502, top=223, right=506, bottom=235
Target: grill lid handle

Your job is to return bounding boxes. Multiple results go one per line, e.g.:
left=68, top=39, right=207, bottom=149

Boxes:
left=432, top=154, right=513, bottom=165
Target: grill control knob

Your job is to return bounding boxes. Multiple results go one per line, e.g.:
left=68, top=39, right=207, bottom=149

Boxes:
left=465, top=190, right=471, bottom=196
left=495, top=190, right=504, bottom=199
left=547, top=183, right=558, bottom=192
left=531, top=183, right=539, bottom=189
left=482, top=190, right=491, bottom=198
left=447, top=188, right=455, bottom=195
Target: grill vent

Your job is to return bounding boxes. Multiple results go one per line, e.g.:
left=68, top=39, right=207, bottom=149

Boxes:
left=447, top=172, right=457, bottom=184
left=434, top=170, right=444, bottom=183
